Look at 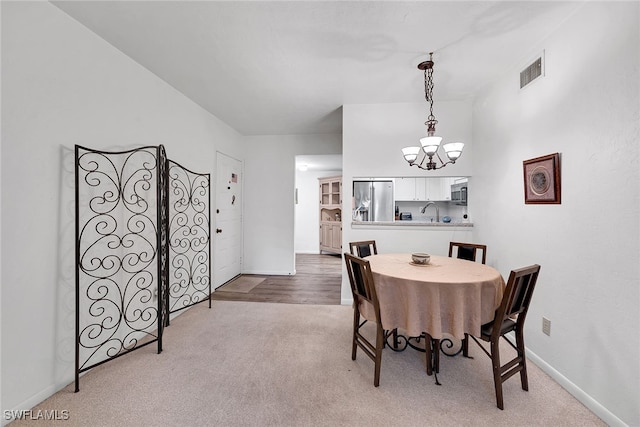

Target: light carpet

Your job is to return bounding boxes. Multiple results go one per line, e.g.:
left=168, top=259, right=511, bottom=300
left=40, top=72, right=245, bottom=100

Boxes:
left=216, top=275, right=265, bottom=293
left=11, top=301, right=605, bottom=427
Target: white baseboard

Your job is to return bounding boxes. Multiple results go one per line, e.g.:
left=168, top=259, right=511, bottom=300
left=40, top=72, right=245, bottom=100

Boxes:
left=240, top=270, right=296, bottom=275
left=526, top=348, right=627, bottom=427
left=2, top=380, right=71, bottom=426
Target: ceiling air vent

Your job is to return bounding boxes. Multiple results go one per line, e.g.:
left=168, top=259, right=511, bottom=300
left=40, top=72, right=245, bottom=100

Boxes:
left=520, top=53, right=544, bottom=89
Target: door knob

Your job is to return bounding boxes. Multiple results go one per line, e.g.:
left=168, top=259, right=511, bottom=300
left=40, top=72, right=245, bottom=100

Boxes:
left=216, top=228, right=222, bottom=233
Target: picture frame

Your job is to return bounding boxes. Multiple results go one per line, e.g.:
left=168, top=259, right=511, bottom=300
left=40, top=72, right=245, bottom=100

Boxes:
left=523, top=153, right=561, bottom=204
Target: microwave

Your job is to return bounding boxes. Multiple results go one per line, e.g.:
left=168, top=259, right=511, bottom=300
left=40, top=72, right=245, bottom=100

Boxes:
left=451, top=183, right=467, bottom=205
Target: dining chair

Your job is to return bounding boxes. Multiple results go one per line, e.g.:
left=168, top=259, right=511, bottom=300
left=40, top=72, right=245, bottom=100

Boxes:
left=449, top=241, right=488, bottom=367
left=464, top=264, right=541, bottom=410
left=348, top=240, right=400, bottom=350
left=348, top=240, right=378, bottom=258
left=344, top=252, right=385, bottom=387
left=449, top=241, right=487, bottom=264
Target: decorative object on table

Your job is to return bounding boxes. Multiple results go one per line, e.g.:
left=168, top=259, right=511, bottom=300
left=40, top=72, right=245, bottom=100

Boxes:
left=523, top=152, right=561, bottom=204
left=402, top=52, right=464, bottom=171
left=411, top=253, right=431, bottom=265
left=448, top=242, right=487, bottom=264
left=464, top=264, right=541, bottom=410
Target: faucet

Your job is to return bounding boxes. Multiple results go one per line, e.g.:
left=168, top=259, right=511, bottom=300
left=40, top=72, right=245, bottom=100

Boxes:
left=420, top=201, right=440, bottom=222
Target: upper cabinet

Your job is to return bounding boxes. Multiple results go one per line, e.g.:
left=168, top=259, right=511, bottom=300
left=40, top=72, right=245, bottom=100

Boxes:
left=320, top=176, right=342, bottom=207
left=427, top=177, right=455, bottom=201
left=394, top=177, right=420, bottom=201
left=319, top=176, right=342, bottom=254
left=395, top=177, right=456, bottom=201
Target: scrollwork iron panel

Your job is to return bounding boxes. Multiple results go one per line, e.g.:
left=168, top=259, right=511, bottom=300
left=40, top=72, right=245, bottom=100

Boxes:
left=75, top=145, right=164, bottom=391
left=166, top=160, right=211, bottom=321
left=158, top=145, right=169, bottom=342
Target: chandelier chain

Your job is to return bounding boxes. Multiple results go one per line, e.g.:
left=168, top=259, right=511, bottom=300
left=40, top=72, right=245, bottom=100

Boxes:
left=424, top=65, right=437, bottom=125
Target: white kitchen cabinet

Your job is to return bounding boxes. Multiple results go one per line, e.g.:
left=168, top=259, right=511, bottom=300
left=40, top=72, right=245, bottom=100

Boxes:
left=395, top=177, right=429, bottom=201
left=415, top=178, right=427, bottom=201
left=394, top=177, right=418, bottom=201
left=396, top=177, right=455, bottom=201
left=425, top=177, right=454, bottom=201
left=319, top=176, right=342, bottom=254
left=442, top=177, right=455, bottom=199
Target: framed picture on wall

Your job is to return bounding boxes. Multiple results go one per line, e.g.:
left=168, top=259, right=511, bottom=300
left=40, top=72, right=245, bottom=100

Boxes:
left=523, top=153, right=561, bottom=204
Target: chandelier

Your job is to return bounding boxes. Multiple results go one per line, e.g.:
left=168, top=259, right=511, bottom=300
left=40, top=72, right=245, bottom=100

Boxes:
left=402, top=53, right=464, bottom=170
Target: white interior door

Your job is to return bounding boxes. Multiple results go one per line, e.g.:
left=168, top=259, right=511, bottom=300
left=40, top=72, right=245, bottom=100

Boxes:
left=214, top=152, right=242, bottom=287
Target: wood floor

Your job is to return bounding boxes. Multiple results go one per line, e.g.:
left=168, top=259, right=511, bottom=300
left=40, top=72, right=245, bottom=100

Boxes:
left=211, top=253, right=342, bottom=305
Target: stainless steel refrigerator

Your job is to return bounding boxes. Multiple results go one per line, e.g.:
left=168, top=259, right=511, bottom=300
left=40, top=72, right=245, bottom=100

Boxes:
left=352, top=180, right=394, bottom=222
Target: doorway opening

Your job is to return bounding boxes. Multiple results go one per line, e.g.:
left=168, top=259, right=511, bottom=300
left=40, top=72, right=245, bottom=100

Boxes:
left=294, top=154, right=342, bottom=273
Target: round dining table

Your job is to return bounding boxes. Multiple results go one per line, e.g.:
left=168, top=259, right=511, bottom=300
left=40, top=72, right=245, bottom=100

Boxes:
left=366, top=253, right=505, bottom=340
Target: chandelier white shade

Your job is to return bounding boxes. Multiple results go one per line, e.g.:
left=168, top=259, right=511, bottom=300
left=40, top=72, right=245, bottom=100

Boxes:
left=402, top=52, right=464, bottom=171
left=443, top=142, right=464, bottom=159
left=401, top=146, right=420, bottom=163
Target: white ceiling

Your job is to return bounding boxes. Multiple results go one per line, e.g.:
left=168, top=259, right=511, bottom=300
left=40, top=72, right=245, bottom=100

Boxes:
left=296, top=154, right=343, bottom=172
left=52, top=1, right=585, bottom=136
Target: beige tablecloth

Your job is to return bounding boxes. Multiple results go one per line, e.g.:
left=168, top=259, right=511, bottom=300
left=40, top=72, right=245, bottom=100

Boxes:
left=366, top=254, right=505, bottom=339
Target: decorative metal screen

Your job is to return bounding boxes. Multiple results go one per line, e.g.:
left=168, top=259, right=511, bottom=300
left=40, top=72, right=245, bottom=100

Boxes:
left=75, top=145, right=166, bottom=391
left=166, top=160, right=211, bottom=322
left=74, top=145, right=212, bottom=391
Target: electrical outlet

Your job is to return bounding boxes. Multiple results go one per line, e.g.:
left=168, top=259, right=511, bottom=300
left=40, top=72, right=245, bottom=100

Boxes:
left=542, top=317, right=551, bottom=336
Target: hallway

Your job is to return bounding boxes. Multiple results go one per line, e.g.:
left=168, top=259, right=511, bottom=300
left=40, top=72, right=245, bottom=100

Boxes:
left=211, top=253, right=342, bottom=304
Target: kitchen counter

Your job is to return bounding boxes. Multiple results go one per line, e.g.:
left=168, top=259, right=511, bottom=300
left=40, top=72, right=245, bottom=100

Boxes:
left=351, top=220, right=473, bottom=228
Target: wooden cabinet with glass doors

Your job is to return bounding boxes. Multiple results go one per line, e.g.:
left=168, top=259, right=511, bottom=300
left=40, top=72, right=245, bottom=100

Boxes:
left=319, top=176, right=342, bottom=254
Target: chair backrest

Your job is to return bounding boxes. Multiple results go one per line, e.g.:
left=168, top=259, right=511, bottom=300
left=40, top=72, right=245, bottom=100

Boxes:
left=493, top=264, right=540, bottom=337
left=344, top=253, right=380, bottom=314
left=449, top=241, right=487, bottom=264
left=349, top=240, right=378, bottom=258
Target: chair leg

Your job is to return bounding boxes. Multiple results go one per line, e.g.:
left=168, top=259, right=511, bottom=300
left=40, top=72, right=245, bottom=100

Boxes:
left=516, top=329, right=529, bottom=391
left=383, top=328, right=399, bottom=349
left=351, top=309, right=359, bottom=361
left=491, top=338, right=504, bottom=410
left=373, top=324, right=384, bottom=387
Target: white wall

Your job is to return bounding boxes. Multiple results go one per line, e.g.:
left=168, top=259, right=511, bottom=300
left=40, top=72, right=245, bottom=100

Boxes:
left=2, top=2, right=638, bottom=425
left=1, top=2, right=242, bottom=417
left=294, top=169, right=342, bottom=254
left=472, top=3, right=639, bottom=425
left=342, top=101, right=474, bottom=302
left=242, top=134, right=341, bottom=274
left=343, top=101, right=473, bottom=179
